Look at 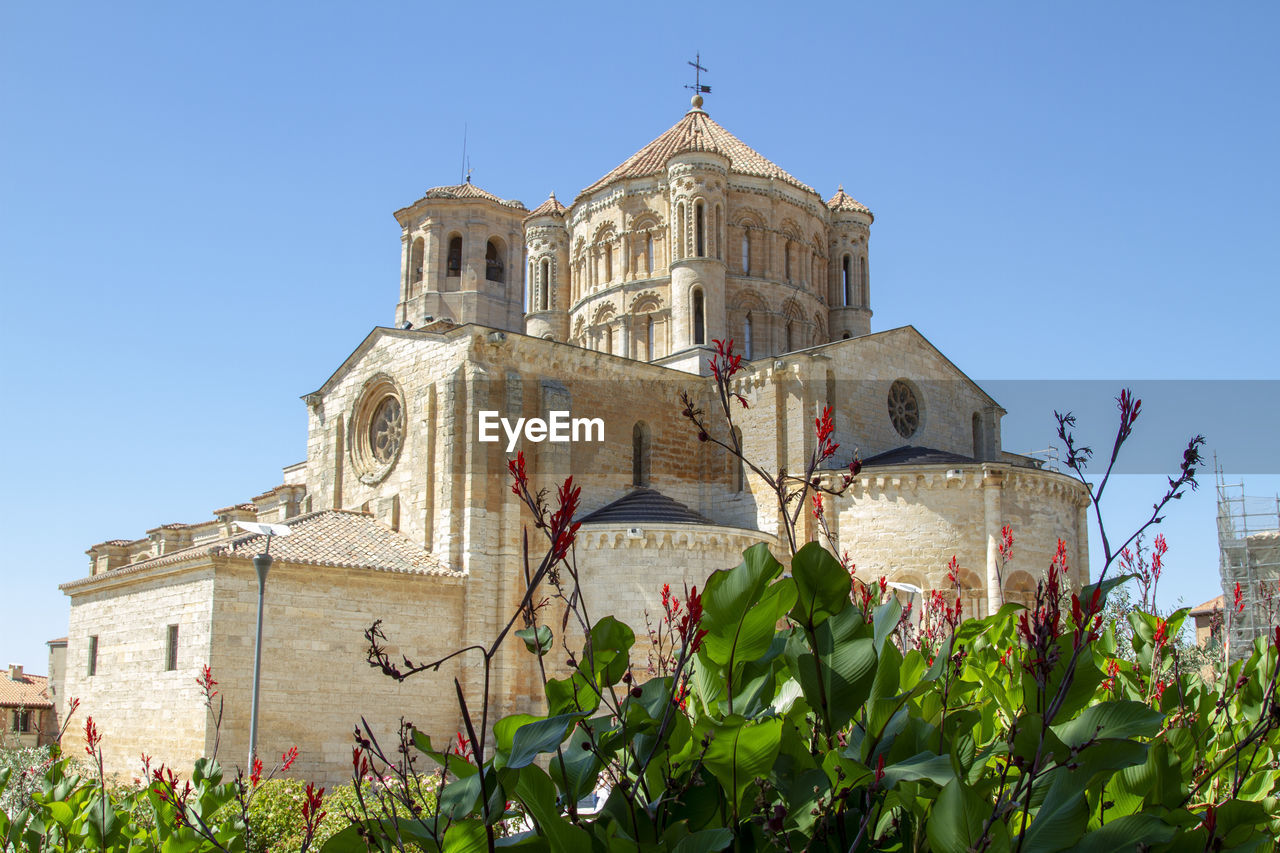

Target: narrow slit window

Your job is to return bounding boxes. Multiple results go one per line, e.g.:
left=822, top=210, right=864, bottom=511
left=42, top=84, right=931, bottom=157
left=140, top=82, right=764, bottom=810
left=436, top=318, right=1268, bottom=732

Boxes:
left=741, top=233, right=750, bottom=274
left=88, top=635, right=98, bottom=677
left=165, top=624, right=179, bottom=671
left=842, top=255, right=852, bottom=306
left=446, top=236, right=462, bottom=277
left=692, top=289, right=705, bottom=346
left=695, top=202, right=706, bottom=258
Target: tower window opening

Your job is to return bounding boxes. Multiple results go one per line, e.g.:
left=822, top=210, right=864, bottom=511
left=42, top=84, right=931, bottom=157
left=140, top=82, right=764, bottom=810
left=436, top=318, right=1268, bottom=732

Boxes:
left=646, top=316, right=654, bottom=360
left=410, top=237, right=425, bottom=284
left=842, top=255, right=852, bottom=306
left=676, top=204, right=686, bottom=260
left=784, top=242, right=792, bottom=281
left=785, top=320, right=793, bottom=352
left=632, top=422, right=651, bottom=487
left=744, top=313, right=753, bottom=359
left=447, top=236, right=462, bottom=277
left=860, top=256, right=868, bottom=305
left=540, top=259, right=550, bottom=309
left=692, top=288, right=705, bottom=346
left=485, top=240, right=505, bottom=283
left=646, top=235, right=654, bottom=274
left=741, top=232, right=750, bottom=274
left=604, top=243, right=612, bottom=282
left=695, top=201, right=706, bottom=258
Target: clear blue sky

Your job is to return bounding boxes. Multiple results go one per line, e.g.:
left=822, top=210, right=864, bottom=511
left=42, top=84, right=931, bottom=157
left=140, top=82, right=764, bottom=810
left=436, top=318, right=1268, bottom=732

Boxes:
left=3, top=3, right=1278, bottom=671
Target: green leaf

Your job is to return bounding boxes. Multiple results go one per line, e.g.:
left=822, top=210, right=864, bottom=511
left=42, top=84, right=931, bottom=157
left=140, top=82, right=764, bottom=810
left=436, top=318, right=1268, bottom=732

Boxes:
left=1066, top=814, right=1177, bottom=853
left=442, top=818, right=489, bottom=853
left=701, top=544, right=795, bottom=669
left=873, top=595, right=903, bottom=655
left=1019, top=769, right=1089, bottom=853
left=549, top=718, right=603, bottom=806
left=787, top=606, right=878, bottom=732
left=319, top=824, right=373, bottom=853
left=515, top=625, right=553, bottom=656
left=513, top=764, right=593, bottom=852
left=1051, top=701, right=1164, bottom=749
left=580, top=616, right=634, bottom=687
left=926, top=778, right=988, bottom=853
left=696, top=714, right=784, bottom=816
left=880, top=751, right=956, bottom=787
left=509, top=713, right=585, bottom=768
left=1078, top=573, right=1136, bottom=610
left=439, top=772, right=483, bottom=820
left=670, top=827, right=734, bottom=853
left=788, top=541, right=852, bottom=628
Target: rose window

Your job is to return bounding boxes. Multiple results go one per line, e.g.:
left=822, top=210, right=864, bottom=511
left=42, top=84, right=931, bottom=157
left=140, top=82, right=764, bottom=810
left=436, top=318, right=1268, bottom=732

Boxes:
left=370, top=396, right=403, bottom=463
left=888, top=380, right=919, bottom=438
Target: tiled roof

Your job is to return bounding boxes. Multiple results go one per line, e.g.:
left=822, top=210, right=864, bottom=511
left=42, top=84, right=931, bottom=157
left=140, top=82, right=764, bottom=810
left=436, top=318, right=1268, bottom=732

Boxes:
left=525, top=193, right=568, bottom=221
left=421, top=181, right=527, bottom=210
left=0, top=672, right=52, bottom=709
left=1190, top=595, right=1224, bottom=617
left=861, top=446, right=978, bottom=467
left=579, top=108, right=816, bottom=198
left=826, top=185, right=872, bottom=217
left=61, top=510, right=458, bottom=591
left=579, top=488, right=717, bottom=526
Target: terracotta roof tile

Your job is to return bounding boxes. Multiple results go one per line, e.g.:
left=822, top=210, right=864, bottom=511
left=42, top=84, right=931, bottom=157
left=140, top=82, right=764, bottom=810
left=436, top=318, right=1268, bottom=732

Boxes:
left=524, top=193, right=568, bottom=222
left=826, top=185, right=872, bottom=217
left=578, top=108, right=816, bottom=199
left=61, top=510, right=459, bottom=591
left=0, top=672, right=52, bottom=709
left=421, top=181, right=527, bottom=210
left=1190, top=595, right=1224, bottom=616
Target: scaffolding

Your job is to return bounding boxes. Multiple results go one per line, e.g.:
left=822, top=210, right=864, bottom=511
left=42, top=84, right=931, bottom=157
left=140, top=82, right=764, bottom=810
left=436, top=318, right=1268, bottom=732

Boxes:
left=1216, top=464, right=1280, bottom=659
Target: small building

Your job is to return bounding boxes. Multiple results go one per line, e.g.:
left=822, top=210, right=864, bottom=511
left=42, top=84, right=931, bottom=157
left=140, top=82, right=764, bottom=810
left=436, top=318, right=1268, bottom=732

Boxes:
left=1190, top=595, right=1224, bottom=649
left=1, top=664, right=56, bottom=749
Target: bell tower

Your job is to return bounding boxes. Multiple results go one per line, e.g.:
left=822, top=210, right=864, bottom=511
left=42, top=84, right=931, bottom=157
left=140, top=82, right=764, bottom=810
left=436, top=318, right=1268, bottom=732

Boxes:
left=826, top=186, right=873, bottom=340
left=523, top=193, right=571, bottom=341
left=393, top=180, right=528, bottom=333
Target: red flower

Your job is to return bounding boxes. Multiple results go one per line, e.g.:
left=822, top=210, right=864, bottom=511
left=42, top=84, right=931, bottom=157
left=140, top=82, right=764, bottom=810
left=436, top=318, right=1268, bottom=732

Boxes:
left=281, top=746, right=298, bottom=772
left=549, top=476, right=582, bottom=562
left=811, top=493, right=824, bottom=520
left=1234, top=581, right=1244, bottom=614
left=196, top=665, right=218, bottom=700
left=251, top=757, right=263, bottom=787
left=508, top=452, right=528, bottom=496
left=997, top=525, right=1014, bottom=562
left=814, top=406, right=839, bottom=462
left=1116, top=389, right=1142, bottom=441
left=83, top=716, right=101, bottom=755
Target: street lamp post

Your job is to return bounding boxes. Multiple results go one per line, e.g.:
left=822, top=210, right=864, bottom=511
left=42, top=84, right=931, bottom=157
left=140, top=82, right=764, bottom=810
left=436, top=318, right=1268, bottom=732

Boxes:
left=234, top=521, right=292, bottom=774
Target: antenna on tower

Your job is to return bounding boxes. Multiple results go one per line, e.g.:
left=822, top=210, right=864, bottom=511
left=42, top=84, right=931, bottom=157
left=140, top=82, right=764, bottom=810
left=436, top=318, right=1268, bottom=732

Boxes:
left=460, top=123, right=468, bottom=184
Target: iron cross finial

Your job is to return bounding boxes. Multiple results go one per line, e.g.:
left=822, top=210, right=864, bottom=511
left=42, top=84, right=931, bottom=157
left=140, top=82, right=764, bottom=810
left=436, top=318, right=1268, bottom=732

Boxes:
left=685, top=52, right=711, bottom=102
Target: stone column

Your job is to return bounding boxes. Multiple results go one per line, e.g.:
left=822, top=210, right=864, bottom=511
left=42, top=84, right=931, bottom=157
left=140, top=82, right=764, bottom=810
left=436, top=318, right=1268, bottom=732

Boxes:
left=983, top=467, right=1005, bottom=615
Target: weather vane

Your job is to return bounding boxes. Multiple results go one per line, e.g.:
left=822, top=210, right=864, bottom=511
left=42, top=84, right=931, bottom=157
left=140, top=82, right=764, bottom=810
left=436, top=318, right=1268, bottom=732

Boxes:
left=685, top=52, right=711, bottom=101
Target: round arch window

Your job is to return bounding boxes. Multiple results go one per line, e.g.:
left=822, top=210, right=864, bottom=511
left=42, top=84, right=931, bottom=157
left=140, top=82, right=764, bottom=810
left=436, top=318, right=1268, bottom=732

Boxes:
left=888, top=379, right=920, bottom=438
left=351, top=375, right=406, bottom=484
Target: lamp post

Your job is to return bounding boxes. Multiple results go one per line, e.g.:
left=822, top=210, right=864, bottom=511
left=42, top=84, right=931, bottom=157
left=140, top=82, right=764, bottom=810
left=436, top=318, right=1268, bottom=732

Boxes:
left=234, top=520, right=292, bottom=774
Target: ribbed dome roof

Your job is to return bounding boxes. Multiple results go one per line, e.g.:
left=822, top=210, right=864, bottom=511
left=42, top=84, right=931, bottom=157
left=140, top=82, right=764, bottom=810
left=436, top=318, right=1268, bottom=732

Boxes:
left=578, top=107, right=816, bottom=199
left=826, top=185, right=872, bottom=217
left=579, top=488, right=716, bottom=526
left=524, top=192, right=568, bottom=221
left=420, top=180, right=526, bottom=210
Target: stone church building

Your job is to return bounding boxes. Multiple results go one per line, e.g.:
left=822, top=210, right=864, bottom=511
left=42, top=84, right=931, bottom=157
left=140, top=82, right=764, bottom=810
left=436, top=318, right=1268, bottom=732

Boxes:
left=56, top=96, right=1090, bottom=784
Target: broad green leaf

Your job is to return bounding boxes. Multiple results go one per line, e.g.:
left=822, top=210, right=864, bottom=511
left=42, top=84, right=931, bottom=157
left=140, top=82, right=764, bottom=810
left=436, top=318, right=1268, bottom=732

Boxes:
left=696, top=714, right=783, bottom=815
left=1051, top=701, right=1164, bottom=749
left=515, top=625, right=553, bottom=656
left=580, top=616, right=634, bottom=687
left=787, top=606, right=877, bottom=731
left=789, top=542, right=852, bottom=627
left=701, top=544, right=795, bottom=669
left=1019, top=769, right=1089, bottom=853
left=513, top=764, right=593, bottom=852
left=873, top=595, right=903, bottom=655
left=880, top=751, right=956, bottom=786
left=1066, top=813, right=1177, bottom=853
left=442, top=818, right=489, bottom=853
left=439, top=772, right=483, bottom=820
left=509, top=713, right=586, bottom=768
left=670, top=827, right=734, bottom=853
left=549, top=718, right=603, bottom=806
left=926, top=778, right=988, bottom=853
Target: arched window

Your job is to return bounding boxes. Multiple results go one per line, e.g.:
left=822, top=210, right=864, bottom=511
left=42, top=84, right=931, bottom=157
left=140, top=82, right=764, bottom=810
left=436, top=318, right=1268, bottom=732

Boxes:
left=859, top=256, right=868, bottom=305
left=692, top=288, right=705, bottom=346
left=485, top=240, right=505, bottom=283
left=842, top=255, right=852, bottom=306
left=410, top=237, right=425, bottom=284
left=785, top=320, right=793, bottom=352
left=1005, top=571, right=1037, bottom=609
left=646, top=235, right=654, bottom=274
left=744, top=313, right=753, bottom=359
left=539, top=281, right=549, bottom=312
left=741, top=232, right=750, bottom=274
left=604, top=243, right=612, bottom=282
left=446, top=235, right=462, bottom=277
left=695, top=201, right=706, bottom=258
left=632, top=422, right=651, bottom=487
left=676, top=203, right=686, bottom=260
left=732, top=426, right=745, bottom=492
left=784, top=241, right=792, bottom=281
left=972, top=413, right=983, bottom=459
